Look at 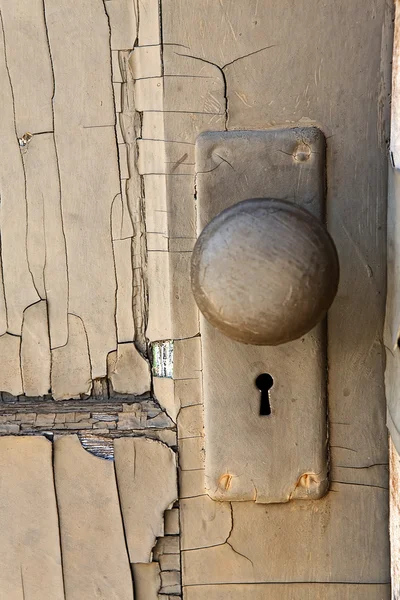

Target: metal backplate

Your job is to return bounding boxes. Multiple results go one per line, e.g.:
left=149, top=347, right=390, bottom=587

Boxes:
left=196, top=128, right=328, bottom=503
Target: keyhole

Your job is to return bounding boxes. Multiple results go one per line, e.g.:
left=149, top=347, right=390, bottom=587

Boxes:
left=255, top=373, right=274, bottom=416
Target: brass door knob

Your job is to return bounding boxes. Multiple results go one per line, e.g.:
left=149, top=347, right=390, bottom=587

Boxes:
left=191, top=198, right=339, bottom=345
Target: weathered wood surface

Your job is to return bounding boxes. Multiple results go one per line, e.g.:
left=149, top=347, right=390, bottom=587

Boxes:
left=51, top=314, right=92, bottom=400
left=390, top=439, right=400, bottom=599
left=54, top=435, right=134, bottom=599
left=0, top=437, right=64, bottom=599
left=0, top=0, right=392, bottom=597
left=22, top=133, right=69, bottom=349
left=0, top=432, right=180, bottom=597
left=182, top=483, right=388, bottom=584
left=0, top=0, right=152, bottom=399
left=0, top=8, right=40, bottom=336
left=114, top=437, right=178, bottom=563
left=184, top=584, right=391, bottom=600
left=108, top=342, right=151, bottom=396
left=159, top=0, right=392, bottom=591
left=21, top=301, right=51, bottom=396
left=132, top=563, right=160, bottom=600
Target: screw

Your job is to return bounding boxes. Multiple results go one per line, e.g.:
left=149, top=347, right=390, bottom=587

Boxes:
left=293, top=143, right=311, bottom=162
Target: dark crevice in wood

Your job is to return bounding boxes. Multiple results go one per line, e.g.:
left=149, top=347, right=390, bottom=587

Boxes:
left=51, top=438, right=67, bottom=599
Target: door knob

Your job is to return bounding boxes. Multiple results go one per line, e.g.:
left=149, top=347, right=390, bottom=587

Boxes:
left=191, top=197, right=339, bottom=346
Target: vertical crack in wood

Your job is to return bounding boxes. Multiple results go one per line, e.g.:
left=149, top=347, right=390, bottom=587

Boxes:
left=51, top=437, right=67, bottom=600
left=0, top=8, right=41, bottom=328
left=113, top=450, right=136, bottom=587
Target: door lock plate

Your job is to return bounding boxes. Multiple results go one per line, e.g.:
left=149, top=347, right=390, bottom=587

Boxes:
left=196, top=128, right=329, bottom=503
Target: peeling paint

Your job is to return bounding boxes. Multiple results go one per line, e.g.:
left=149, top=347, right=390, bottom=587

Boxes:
left=18, top=131, right=32, bottom=148
left=152, top=340, right=174, bottom=377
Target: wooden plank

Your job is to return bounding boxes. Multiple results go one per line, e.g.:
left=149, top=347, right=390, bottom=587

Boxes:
left=221, top=2, right=390, bottom=463
left=21, top=300, right=51, bottom=396
left=160, top=570, right=181, bottom=594
left=0, top=250, right=7, bottom=337
left=22, top=133, right=68, bottom=349
left=196, top=129, right=328, bottom=503
left=137, top=0, right=160, bottom=45
left=180, top=496, right=231, bottom=551
left=113, top=239, right=135, bottom=343
left=184, top=584, right=391, bottom=600
left=0, top=11, right=40, bottom=336
left=161, top=0, right=392, bottom=588
left=0, top=3, right=68, bottom=351
left=44, top=0, right=120, bottom=378
left=0, top=333, right=23, bottom=396
left=146, top=251, right=173, bottom=341
left=385, top=173, right=400, bottom=451
left=23, top=140, right=46, bottom=299
left=51, top=314, right=91, bottom=400
left=0, top=0, right=53, bottom=136
left=153, top=377, right=178, bottom=422
left=132, top=563, right=161, bottom=600
left=54, top=435, right=134, bottom=600
left=391, top=0, right=400, bottom=168
left=107, top=342, right=151, bottom=395
left=164, top=508, right=180, bottom=535
left=0, top=436, right=64, bottom=599
left=182, top=483, right=389, bottom=585
left=388, top=16, right=400, bottom=565
left=105, top=0, right=137, bottom=50
left=114, top=437, right=178, bottom=563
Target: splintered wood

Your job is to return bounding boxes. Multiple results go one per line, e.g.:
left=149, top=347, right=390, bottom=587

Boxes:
left=0, top=0, right=149, bottom=399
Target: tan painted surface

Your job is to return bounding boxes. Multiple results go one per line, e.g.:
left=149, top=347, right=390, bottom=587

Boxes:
left=0, top=0, right=392, bottom=597
left=114, top=437, right=178, bottom=563
left=0, top=437, right=64, bottom=599
left=54, top=435, right=134, bottom=600
left=159, top=0, right=391, bottom=593
left=185, top=583, right=391, bottom=600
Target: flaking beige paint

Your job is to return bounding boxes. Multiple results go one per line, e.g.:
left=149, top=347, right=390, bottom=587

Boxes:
left=0, top=0, right=393, bottom=598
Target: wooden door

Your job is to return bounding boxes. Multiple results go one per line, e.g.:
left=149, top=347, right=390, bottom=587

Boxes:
left=0, top=1, right=392, bottom=598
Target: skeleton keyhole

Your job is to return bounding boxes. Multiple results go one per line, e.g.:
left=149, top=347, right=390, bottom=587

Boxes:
left=255, top=373, right=274, bottom=416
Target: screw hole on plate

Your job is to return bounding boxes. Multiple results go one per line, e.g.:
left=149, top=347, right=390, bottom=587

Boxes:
left=255, top=373, right=274, bottom=416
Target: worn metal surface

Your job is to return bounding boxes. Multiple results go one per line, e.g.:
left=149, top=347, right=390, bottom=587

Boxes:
left=196, top=128, right=329, bottom=503
left=191, top=196, right=339, bottom=345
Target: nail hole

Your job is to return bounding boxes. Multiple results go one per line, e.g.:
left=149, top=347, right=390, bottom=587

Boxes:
left=255, top=373, right=274, bottom=416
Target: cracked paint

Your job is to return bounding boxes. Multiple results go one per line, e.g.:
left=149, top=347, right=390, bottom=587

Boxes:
left=0, top=0, right=157, bottom=399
